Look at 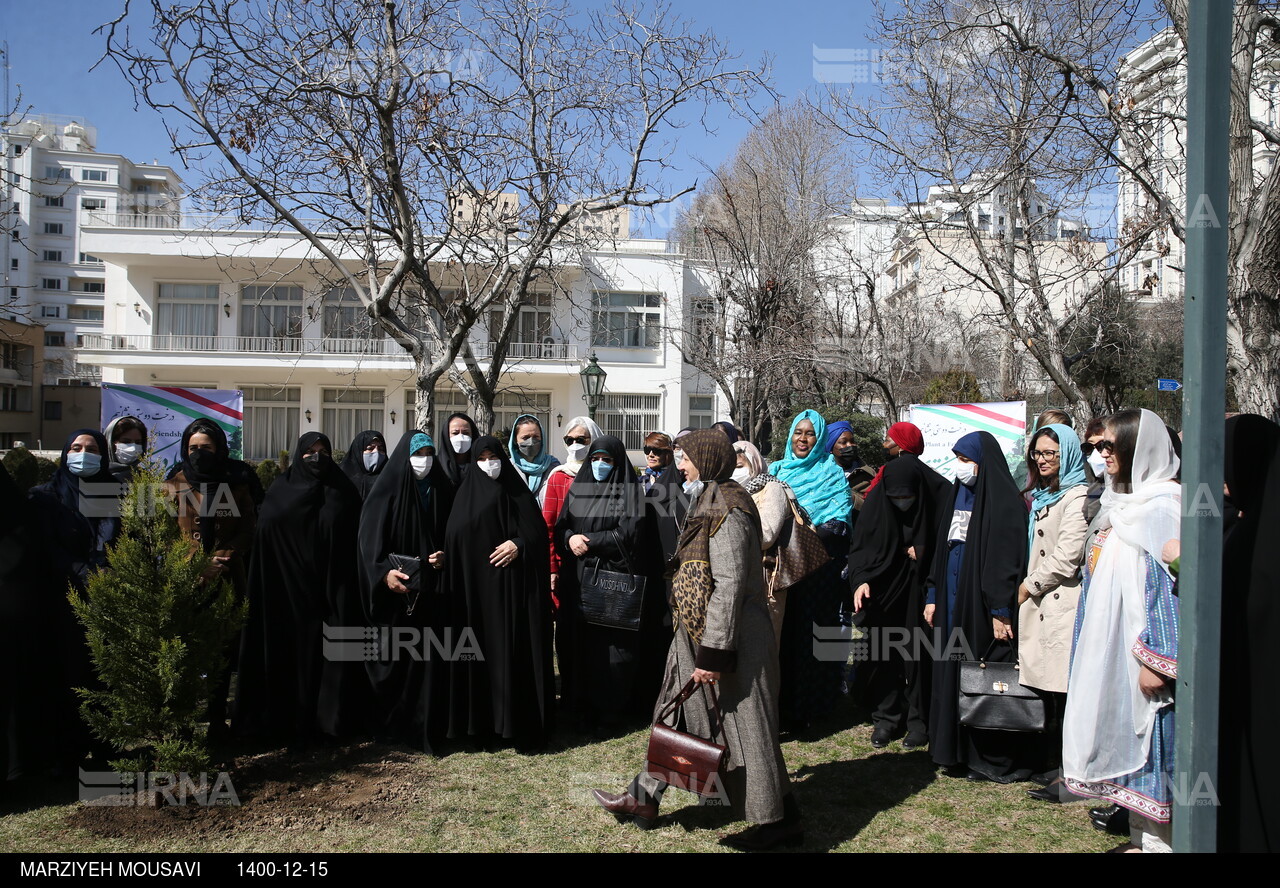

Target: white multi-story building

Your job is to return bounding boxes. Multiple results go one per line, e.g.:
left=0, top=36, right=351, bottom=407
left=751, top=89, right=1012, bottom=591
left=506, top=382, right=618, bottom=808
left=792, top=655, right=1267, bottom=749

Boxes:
left=1116, top=27, right=1279, bottom=301
left=76, top=216, right=725, bottom=460
left=2, top=115, right=183, bottom=386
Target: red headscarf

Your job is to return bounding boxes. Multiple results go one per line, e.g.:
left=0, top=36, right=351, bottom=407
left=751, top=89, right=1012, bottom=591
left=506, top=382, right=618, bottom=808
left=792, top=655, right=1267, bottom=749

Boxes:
left=865, top=421, right=926, bottom=493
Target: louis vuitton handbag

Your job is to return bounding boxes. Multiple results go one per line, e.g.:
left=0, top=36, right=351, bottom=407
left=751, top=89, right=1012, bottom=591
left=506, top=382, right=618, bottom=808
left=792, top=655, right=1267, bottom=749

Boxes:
left=768, top=486, right=831, bottom=591
left=646, top=678, right=728, bottom=797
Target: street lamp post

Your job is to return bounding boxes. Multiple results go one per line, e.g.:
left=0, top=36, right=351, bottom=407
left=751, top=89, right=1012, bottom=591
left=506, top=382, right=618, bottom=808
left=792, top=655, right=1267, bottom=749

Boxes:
left=579, top=351, right=607, bottom=421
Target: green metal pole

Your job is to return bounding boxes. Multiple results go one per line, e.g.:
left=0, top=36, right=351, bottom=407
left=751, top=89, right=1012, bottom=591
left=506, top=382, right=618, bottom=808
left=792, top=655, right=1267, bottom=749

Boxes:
left=1176, top=0, right=1230, bottom=853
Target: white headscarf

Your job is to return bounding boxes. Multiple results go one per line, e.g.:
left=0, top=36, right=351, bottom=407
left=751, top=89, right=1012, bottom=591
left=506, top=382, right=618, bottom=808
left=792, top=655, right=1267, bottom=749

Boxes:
left=549, top=415, right=603, bottom=477
left=1063, top=409, right=1180, bottom=783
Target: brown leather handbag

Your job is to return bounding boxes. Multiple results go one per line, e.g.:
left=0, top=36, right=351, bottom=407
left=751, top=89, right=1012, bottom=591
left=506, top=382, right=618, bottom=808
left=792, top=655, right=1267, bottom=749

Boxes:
left=645, top=678, right=727, bottom=797
left=769, top=488, right=831, bottom=591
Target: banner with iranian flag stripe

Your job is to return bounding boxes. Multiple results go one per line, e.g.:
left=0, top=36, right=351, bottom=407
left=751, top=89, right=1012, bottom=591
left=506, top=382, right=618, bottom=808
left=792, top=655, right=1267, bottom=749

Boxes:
left=101, top=384, right=244, bottom=470
left=908, top=401, right=1028, bottom=481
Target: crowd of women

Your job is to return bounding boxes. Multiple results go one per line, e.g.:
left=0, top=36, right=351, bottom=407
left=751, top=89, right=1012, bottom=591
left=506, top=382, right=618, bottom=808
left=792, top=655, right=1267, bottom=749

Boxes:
left=1, top=403, right=1275, bottom=853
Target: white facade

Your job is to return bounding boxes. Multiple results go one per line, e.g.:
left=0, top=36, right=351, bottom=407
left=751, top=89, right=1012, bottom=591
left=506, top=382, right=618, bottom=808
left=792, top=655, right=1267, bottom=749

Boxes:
left=77, top=218, right=724, bottom=460
left=2, top=115, right=183, bottom=383
left=1116, top=27, right=1279, bottom=301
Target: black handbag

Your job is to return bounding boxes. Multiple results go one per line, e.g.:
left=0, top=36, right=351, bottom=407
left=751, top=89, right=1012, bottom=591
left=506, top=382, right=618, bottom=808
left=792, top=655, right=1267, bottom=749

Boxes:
left=958, top=640, right=1046, bottom=733
left=579, top=534, right=647, bottom=631
left=646, top=678, right=728, bottom=798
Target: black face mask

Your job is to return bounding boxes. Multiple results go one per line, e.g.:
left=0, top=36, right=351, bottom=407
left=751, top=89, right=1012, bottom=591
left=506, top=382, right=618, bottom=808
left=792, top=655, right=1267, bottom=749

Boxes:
left=188, top=448, right=224, bottom=477
left=302, top=452, right=330, bottom=476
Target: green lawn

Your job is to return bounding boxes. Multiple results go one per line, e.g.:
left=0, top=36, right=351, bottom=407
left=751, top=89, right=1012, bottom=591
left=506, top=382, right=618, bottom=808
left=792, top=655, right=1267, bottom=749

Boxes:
left=0, top=713, right=1118, bottom=853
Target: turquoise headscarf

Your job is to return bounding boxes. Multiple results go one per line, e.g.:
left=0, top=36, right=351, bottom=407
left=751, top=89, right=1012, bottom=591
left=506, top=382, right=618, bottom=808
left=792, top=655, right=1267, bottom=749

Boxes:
left=508, top=413, right=559, bottom=495
left=1027, top=423, right=1087, bottom=555
left=409, top=432, right=433, bottom=454
left=768, top=409, right=852, bottom=526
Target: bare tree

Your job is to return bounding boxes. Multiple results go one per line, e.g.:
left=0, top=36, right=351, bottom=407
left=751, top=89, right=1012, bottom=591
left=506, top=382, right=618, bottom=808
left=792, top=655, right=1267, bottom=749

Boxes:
left=822, top=0, right=1168, bottom=425
left=101, top=0, right=767, bottom=432
left=671, top=102, right=860, bottom=449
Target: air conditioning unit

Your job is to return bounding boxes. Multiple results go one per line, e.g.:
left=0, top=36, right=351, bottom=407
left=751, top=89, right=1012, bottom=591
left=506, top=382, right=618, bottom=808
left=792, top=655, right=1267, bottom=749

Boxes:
left=541, top=337, right=558, bottom=359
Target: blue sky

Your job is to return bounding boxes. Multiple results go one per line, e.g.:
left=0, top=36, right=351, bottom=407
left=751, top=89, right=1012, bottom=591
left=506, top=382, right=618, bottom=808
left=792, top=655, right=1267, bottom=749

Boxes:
left=2, top=1, right=1166, bottom=236
left=1, top=2, right=875, bottom=181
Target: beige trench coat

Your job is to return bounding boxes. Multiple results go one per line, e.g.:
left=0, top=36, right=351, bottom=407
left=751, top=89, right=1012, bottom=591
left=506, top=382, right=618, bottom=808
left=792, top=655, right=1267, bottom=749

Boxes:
left=1018, top=486, right=1089, bottom=693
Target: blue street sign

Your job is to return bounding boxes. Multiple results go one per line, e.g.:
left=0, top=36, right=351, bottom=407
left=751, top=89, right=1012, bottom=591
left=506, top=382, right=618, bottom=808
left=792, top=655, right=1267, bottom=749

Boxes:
left=1157, top=378, right=1183, bottom=392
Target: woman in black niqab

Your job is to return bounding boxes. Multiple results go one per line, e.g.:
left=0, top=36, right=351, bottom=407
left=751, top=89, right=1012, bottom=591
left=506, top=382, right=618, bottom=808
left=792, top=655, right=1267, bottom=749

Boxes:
left=234, top=432, right=366, bottom=743
left=1218, top=414, right=1280, bottom=852
left=925, top=431, right=1030, bottom=781
left=554, top=435, right=665, bottom=732
left=444, top=435, right=554, bottom=750
left=848, top=454, right=950, bottom=745
left=340, top=430, right=388, bottom=501
left=356, top=430, right=454, bottom=751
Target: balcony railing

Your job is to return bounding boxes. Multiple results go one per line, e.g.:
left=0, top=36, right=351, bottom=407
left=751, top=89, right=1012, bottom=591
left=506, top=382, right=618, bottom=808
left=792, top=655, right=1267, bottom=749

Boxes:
left=78, top=334, right=581, bottom=362
left=79, top=334, right=406, bottom=356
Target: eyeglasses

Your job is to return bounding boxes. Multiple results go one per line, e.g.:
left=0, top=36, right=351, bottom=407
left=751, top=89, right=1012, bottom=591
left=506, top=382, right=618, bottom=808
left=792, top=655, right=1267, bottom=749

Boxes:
left=1030, top=449, right=1060, bottom=461
left=563, top=435, right=590, bottom=446
left=1095, top=440, right=1117, bottom=455
left=643, top=447, right=671, bottom=456
left=1080, top=442, right=1095, bottom=456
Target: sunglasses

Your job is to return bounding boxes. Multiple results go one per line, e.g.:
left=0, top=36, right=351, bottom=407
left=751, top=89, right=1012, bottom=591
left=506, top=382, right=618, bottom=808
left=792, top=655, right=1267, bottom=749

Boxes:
left=563, top=435, right=590, bottom=446
left=1095, top=440, right=1117, bottom=455
left=643, top=446, right=671, bottom=456
left=1080, top=442, right=1095, bottom=456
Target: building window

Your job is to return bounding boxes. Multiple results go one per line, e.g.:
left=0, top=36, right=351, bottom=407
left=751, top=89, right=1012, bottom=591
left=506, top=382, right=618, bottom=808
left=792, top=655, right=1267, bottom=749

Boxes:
left=688, top=395, right=714, bottom=429
left=10, top=259, right=18, bottom=270
left=41, top=278, right=63, bottom=290
left=44, top=400, right=63, bottom=420
left=8, top=171, right=20, bottom=185
left=79, top=252, right=103, bottom=265
left=321, top=287, right=381, bottom=348
left=591, top=292, right=661, bottom=348
left=9, top=231, right=18, bottom=241
left=42, top=250, right=63, bottom=262
left=240, top=386, right=300, bottom=460
left=45, top=166, right=71, bottom=181
left=68, top=305, right=104, bottom=321
left=82, top=169, right=110, bottom=182
left=156, top=282, right=220, bottom=348
left=240, top=284, right=304, bottom=348
left=2, top=385, right=31, bottom=412
left=41, top=305, right=60, bottom=318
left=43, top=223, right=64, bottom=235
left=77, top=281, right=105, bottom=294
left=598, top=393, right=661, bottom=451
left=44, top=332, right=66, bottom=347
left=322, top=388, right=385, bottom=449
left=487, top=291, right=553, bottom=352
left=687, top=298, right=717, bottom=354
left=81, top=198, right=107, bottom=211
left=43, top=195, right=65, bottom=208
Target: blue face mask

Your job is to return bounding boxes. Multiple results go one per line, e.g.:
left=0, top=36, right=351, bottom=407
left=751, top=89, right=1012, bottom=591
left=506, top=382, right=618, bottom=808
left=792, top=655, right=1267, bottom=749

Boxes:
left=66, top=451, right=102, bottom=477
left=683, top=479, right=705, bottom=500
left=591, top=460, right=613, bottom=482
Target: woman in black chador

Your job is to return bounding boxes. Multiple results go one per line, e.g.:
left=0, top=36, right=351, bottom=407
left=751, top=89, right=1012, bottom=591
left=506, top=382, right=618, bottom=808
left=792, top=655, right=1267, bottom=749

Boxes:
left=848, top=453, right=949, bottom=749
left=444, top=435, right=554, bottom=751
left=1, top=460, right=91, bottom=779
left=357, top=431, right=453, bottom=752
left=340, top=429, right=388, bottom=501
left=235, top=432, right=367, bottom=744
left=555, top=434, right=665, bottom=733
left=925, top=431, right=1029, bottom=782
left=32, top=428, right=122, bottom=584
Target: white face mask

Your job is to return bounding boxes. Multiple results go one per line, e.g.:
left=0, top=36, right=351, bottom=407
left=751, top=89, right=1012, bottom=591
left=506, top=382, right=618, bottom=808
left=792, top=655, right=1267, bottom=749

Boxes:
left=478, top=458, right=502, bottom=479
left=450, top=434, right=472, bottom=454
left=566, top=442, right=588, bottom=462
left=731, top=466, right=750, bottom=485
left=410, top=455, right=433, bottom=479
left=114, top=442, right=142, bottom=465
left=1087, top=451, right=1107, bottom=476
left=955, top=462, right=978, bottom=487
left=364, top=450, right=386, bottom=472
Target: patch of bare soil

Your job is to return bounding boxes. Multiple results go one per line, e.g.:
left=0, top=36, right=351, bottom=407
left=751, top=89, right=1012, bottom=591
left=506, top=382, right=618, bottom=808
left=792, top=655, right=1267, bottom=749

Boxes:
left=67, top=742, right=426, bottom=842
